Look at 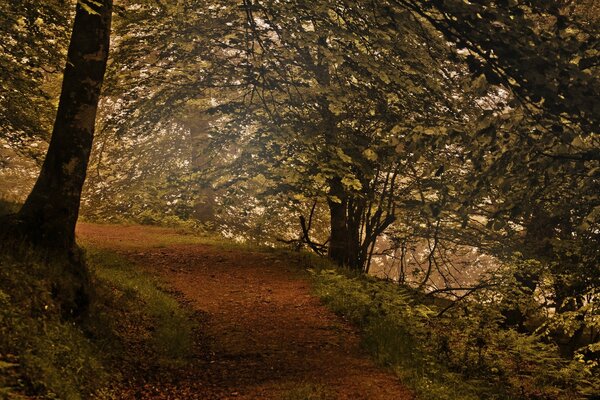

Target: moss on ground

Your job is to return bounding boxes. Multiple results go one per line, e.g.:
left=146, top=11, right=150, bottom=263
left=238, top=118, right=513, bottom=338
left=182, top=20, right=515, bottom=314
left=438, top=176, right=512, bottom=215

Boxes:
left=0, top=247, right=196, bottom=399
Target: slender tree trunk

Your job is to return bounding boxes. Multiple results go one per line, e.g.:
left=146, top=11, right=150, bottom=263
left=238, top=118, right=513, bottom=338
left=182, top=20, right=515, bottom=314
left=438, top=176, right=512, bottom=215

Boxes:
left=346, top=197, right=363, bottom=270
left=17, top=0, right=113, bottom=253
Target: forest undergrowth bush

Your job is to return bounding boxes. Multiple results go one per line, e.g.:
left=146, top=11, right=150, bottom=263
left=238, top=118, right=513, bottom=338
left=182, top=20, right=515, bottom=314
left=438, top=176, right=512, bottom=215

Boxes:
left=0, top=247, right=195, bottom=399
left=311, top=266, right=599, bottom=400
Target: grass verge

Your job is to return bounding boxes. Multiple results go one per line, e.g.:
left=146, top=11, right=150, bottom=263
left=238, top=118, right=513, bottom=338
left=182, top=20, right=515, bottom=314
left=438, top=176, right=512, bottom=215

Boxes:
left=309, top=268, right=599, bottom=400
left=0, top=247, right=196, bottom=399
left=86, top=248, right=194, bottom=363
left=0, top=252, right=108, bottom=399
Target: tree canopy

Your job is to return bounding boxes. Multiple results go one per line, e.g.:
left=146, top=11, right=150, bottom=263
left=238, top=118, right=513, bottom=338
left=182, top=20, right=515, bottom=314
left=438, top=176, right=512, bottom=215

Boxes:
left=1, top=0, right=598, bottom=393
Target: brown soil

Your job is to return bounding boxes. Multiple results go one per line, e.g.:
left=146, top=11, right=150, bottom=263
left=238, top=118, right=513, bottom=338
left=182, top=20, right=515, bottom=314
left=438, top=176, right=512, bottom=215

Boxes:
left=77, top=223, right=412, bottom=400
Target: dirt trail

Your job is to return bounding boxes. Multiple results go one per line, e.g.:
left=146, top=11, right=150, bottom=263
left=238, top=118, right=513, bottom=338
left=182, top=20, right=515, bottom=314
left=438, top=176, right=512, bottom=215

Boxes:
left=77, top=223, right=412, bottom=400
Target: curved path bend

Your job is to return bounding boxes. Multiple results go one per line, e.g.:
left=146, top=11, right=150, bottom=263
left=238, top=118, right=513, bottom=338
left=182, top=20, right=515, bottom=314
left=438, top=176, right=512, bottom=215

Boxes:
left=77, top=223, right=412, bottom=400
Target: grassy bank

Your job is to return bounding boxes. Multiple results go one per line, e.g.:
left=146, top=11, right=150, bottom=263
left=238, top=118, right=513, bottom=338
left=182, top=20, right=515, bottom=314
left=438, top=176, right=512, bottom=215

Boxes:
left=86, top=248, right=195, bottom=362
left=0, top=253, right=107, bottom=399
left=0, top=248, right=195, bottom=399
left=310, top=268, right=599, bottom=400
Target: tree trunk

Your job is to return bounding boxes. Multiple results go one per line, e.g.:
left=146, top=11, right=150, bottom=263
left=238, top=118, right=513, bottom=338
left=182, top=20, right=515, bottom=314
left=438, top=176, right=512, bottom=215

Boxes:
left=185, top=110, right=216, bottom=224
left=17, top=0, right=113, bottom=253
left=328, top=177, right=349, bottom=266
left=2, top=0, right=113, bottom=318
left=346, top=197, right=364, bottom=270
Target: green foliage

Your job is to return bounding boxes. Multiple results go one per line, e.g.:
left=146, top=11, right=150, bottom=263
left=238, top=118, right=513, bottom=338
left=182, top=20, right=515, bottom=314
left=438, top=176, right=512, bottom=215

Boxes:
left=406, top=0, right=600, bottom=134
left=311, top=267, right=600, bottom=400
left=0, top=0, right=70, bottom=151
left=82, top=124, right=201, bottom=228
left=82, top=207, right=209, bottom=233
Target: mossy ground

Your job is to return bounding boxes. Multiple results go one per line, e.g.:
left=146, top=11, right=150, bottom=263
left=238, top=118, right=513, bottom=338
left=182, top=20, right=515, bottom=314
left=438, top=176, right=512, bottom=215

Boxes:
left=0, top=246, right=196, bottom=399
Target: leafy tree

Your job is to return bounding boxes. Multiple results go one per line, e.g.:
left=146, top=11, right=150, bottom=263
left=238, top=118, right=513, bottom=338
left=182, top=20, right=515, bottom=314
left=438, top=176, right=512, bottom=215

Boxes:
left=382, top=0, right=600, bottom=352
left=198, top=0, right=488, bottom=270
left=49, top=0, right=597, bottom=355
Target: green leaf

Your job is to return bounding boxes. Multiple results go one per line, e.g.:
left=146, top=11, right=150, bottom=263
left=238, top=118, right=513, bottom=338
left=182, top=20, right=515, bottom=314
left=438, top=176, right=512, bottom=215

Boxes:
left=363, top=148, right=378, bottom=161
left=336, top=148, right=353, bottom=164
left=329, top=195, right=342, bottom=204
left=0, top=361, right=18, bottom=369
left=342, top=176, right=362, bottom=191
left=78, top=0, right=102, bottom=15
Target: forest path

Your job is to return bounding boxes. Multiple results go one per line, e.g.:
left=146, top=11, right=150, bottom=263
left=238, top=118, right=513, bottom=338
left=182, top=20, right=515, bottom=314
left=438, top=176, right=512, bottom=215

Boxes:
left=77, top=223, right=412, bottom=400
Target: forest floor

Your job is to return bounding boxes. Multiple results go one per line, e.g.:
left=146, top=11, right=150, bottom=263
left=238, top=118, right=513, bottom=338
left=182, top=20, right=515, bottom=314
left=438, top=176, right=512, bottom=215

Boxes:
left=76, top=223, right=412, bottom=400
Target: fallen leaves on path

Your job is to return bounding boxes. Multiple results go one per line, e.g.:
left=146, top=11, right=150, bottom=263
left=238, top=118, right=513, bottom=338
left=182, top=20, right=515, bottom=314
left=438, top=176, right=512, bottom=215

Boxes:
left=77, top=223, right=412, bottom=400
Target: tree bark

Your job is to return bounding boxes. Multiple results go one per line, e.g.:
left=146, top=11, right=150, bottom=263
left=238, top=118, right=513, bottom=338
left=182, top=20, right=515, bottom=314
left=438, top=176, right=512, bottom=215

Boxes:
left=0, top=0, right=113, bottom=318
left=16, top=0, right=113, bottom=253
left=328, top=177, right=349, bottom=267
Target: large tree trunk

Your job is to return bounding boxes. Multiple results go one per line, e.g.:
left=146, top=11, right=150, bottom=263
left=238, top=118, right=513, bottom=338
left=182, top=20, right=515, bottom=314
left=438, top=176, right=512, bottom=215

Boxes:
left=327, top=178, right=349, bottom=267
left=2, top=0, right=112, bottom=317
left=17, top=0, right=113, bottom=253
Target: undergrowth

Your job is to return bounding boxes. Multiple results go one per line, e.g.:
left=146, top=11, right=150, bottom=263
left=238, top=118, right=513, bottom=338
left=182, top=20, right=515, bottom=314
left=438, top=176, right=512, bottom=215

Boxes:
left=0, top=253, right=107, bottom=399
left=0, top=247, right=196, bottom=399
left=310, top=268, right=599, bottom=400
left=80, top=210, right=210, bottom=234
